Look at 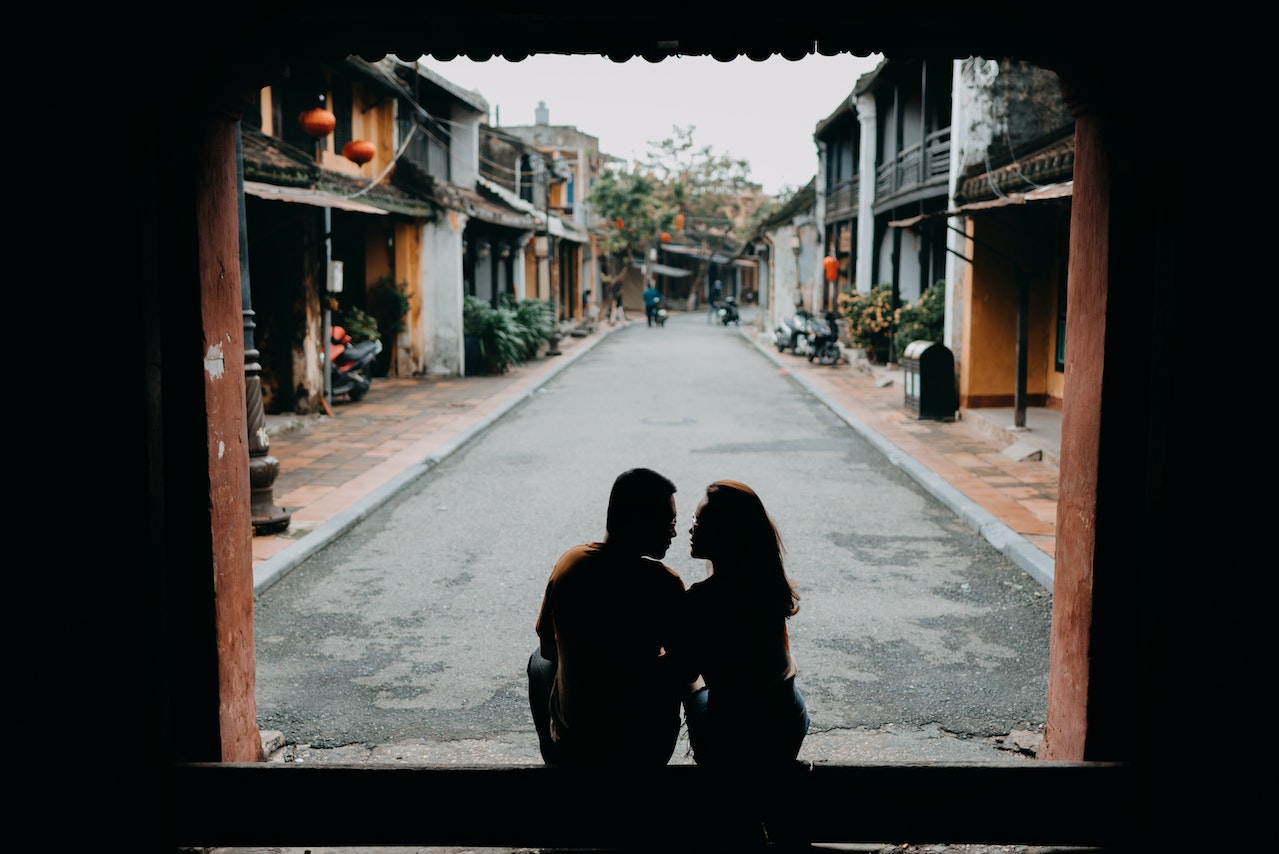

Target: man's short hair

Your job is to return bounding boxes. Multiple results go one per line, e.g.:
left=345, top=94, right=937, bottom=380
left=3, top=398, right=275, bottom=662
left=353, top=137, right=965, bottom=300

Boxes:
left=606, top=468, right=677, bottom=537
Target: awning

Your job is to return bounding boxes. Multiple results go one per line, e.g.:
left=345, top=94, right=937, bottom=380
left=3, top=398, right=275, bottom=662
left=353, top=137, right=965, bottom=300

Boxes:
left=473, top=177, right=584, bottom=240
left=659, top=244, right=711, bottom=257
left=889, top=181, right=1073, bottom=228
left=244, top=180, right=388, bottom=215
left=649, top=263, right=691, bottom=278
left=548, top=216, right=590, bottom=244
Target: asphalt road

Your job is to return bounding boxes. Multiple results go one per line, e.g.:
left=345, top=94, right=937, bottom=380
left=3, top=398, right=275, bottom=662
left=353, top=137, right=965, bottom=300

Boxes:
left=253, top=310, right=1051, bottom=766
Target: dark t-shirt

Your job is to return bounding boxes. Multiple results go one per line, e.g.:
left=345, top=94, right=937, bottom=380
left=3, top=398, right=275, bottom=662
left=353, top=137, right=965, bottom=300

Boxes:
left=535, top=541, right=693, bottom=763
left=685, top=574, right=797, bottom=701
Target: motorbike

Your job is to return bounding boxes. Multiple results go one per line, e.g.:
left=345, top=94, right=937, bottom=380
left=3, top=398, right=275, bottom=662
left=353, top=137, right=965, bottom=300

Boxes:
left=647, top=296, right=668, bottom=327
left=774, top=308, right=815, bottom=355
left=329, top=324, right=383, bottom=402
left=716, top=295, right=741, bottom=326
left=805, top=311, right=843, bottom=366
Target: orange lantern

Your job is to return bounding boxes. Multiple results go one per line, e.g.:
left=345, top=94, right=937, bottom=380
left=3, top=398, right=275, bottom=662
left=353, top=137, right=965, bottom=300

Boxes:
left=298, top=107, right=336, bottom=139
left=342, top=139, right=376, bottom=165
left=823, top=255, right=839, bottom=283
left=674, top=214, right=685, bottom=230
left=614, top=217, right=624, bottom=229
left=660, top=232, right=671, bottom=243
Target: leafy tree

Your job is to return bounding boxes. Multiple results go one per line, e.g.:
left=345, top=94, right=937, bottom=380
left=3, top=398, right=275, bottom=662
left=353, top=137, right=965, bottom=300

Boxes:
left=586, top=125, right=769, bottom=292
left=586, top=169, right=667, bottom=273
left=638, top=125, right=761, bottom=233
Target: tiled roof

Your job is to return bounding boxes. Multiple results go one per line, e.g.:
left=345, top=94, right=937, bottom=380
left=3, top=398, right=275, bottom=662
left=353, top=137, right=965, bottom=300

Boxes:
left=955, top=135, right=1074, bottom=205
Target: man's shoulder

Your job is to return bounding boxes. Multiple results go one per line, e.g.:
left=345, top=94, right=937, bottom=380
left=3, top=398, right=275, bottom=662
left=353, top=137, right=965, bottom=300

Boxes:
left=557, top=541, right=603, bottom=563
left=640, top=556, right=687, bottom=589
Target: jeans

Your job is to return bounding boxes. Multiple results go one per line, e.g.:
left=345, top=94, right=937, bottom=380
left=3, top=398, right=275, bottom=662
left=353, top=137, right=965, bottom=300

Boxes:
left=527, top=648, right=680, bottom=766
left=682, top=679, right=810, bottom=767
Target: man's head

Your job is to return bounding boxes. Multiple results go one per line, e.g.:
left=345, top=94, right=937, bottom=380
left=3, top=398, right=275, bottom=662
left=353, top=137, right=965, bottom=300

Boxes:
left=605, top=468, right=678, bottom=558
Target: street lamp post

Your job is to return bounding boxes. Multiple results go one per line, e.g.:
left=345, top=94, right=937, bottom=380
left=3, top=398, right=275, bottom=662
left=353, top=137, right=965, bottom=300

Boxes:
left=237, top=123, right=290, bottom=534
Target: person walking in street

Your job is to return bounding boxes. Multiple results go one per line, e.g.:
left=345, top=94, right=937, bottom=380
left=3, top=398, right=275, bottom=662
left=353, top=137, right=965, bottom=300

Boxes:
left=643, top=284, right=663, bottom=327
left=681, top=479, right=809, bottom=768
left=707, top=280, right=722, bottom=325
left=609, top=280, right=625, bottom=326
left=527, top=468, right=698, bottom=766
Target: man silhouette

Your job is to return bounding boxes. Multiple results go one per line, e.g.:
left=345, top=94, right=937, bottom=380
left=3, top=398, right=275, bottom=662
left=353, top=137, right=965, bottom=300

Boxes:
left=527, top=468, right=696, bottom=765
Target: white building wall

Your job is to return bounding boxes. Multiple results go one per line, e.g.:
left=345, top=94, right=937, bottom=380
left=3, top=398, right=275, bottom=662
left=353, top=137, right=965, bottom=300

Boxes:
left=944, top=57, right=1007, bottom=352
left=449, top=109, right=481, bottom=187
left=422, top=213, right=467, bottom=377
left=855, top=94, right=877, bottom=295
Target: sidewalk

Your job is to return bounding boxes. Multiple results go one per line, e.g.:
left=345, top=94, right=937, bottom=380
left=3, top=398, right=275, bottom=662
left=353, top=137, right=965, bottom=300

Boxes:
left=253, top=314, right=1059, bottom=595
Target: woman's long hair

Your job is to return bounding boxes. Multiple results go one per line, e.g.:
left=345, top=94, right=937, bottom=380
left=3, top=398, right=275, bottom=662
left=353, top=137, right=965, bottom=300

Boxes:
left=702, top=480, right=800, bottom=618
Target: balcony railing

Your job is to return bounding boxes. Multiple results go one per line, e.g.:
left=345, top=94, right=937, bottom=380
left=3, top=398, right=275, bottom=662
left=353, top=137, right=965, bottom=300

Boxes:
left=874, top=128, right=951, bottom=202
left=398, top=114, right=450, bottom=182
left=825, top=175, right=859, bottom=220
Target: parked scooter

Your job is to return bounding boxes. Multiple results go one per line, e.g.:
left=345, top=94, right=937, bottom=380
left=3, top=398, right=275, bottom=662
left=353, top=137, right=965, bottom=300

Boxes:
left=774, top=307, right=814, bottom=355
left=717, top=295, right=741, bottom=326
left=329, top=324, right=383, bottom=402
left=805, top=311, right=843, bottom=366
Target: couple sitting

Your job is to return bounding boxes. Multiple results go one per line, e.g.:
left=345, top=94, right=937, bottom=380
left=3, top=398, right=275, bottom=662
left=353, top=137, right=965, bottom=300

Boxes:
left=528, top=468, right=809, bottom=768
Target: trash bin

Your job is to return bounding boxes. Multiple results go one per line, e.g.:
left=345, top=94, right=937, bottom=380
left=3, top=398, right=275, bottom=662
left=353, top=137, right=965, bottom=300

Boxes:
left=902, top=340, right=957, bottom=421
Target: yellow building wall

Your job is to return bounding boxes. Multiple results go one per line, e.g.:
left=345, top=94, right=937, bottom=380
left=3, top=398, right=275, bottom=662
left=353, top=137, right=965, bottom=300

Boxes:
left=959, top=209, right=1065, bottom=409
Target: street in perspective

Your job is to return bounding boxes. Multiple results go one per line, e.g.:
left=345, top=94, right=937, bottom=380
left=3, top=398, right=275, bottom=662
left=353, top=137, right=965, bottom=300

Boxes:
left=252, top=307, right=1052, bottom=769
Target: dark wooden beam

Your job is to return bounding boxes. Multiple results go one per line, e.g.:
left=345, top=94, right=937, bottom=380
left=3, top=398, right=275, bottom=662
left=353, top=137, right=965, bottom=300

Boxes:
left=169, top=761, right=1135, bottom=850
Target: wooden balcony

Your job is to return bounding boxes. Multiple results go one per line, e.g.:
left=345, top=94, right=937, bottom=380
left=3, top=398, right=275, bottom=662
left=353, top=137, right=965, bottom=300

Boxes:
left=875, top=128, right=951, bottom=203
left=825, top=175, right=859, bottom=221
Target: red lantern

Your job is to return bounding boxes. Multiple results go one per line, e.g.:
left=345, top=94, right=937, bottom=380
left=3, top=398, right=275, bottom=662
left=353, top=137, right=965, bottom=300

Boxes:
left=660, top=232, right=671, bottom=243
left=299, top=107, right=336, bottom=139
left=342, top=139, right=376, bottom=165
left=614, top=217, right=624, bottom=229
left=823, top=255, right=839, bottom=283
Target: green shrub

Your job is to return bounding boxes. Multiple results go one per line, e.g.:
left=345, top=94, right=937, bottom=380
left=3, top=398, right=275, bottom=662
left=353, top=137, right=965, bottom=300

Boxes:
left=366, top=275, right=411, bottom=339
left=339, top=305, right=381, bottom=343
left=464, top=296, right=527, bottom=375
left=894, top=280, right=946, bottom=358
left=509, top=296, right=557, bottom=359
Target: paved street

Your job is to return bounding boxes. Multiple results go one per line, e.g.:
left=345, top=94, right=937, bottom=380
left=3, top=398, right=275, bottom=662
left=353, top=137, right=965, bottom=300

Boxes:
left=252, top=309, right=1054, bottom=770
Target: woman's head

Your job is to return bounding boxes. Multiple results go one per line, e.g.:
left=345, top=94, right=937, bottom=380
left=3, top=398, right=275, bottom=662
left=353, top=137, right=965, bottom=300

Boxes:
left=689, top=480, right=799, bottom=616
left=689, top=480, right=775, bottom=563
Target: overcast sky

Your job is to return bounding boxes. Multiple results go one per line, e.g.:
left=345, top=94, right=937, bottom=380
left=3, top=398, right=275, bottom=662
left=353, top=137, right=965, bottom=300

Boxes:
left=419, top=53, right=884, bottom=197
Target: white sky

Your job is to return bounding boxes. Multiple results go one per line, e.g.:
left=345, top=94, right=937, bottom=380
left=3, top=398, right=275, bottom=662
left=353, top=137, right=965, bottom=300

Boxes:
left=419, top=53, right=884, bottom=197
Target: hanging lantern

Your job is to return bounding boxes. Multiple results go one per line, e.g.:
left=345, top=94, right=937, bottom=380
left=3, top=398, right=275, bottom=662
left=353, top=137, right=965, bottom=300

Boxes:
left=342, top=139, right=376, bottom=165
left=823, top=255, right=839, bottom=283
left=614, top=217, right=624, bottom=229
left=299, top=107, right=336, bottom=139
left=674, top=214, right=684, bottom=230
left=660, top=232, right=671, bottom=243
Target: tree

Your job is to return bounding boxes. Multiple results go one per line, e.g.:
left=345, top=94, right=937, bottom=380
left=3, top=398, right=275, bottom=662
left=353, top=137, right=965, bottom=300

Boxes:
left=587, top=125, right=770, bottom=300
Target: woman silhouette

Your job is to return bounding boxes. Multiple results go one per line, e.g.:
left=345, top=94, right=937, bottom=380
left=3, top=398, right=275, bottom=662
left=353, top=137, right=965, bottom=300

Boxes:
left=682, top=480, right=809, bottom=767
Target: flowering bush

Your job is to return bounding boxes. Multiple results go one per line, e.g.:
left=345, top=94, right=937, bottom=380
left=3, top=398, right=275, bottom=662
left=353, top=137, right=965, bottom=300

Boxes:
left=894, top=280, right=946, bottom=358
left=838, top=283, right=897, bottom=360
